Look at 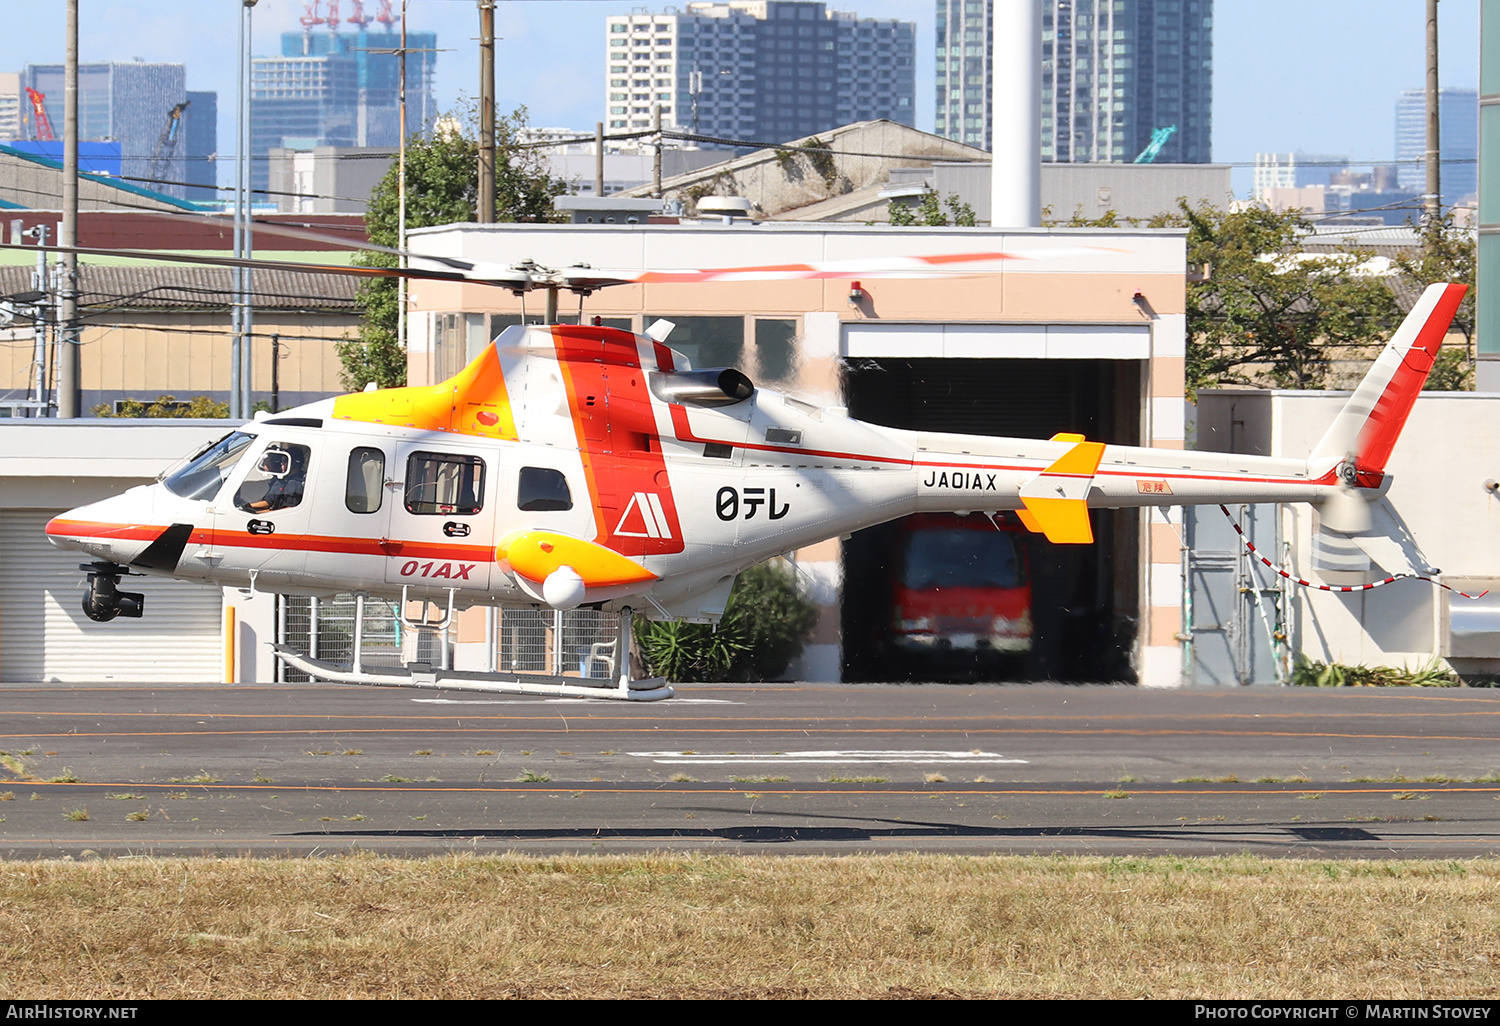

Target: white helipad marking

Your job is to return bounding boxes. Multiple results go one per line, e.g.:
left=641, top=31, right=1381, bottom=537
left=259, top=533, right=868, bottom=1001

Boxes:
left=627, top=749, right=1028, bottom=765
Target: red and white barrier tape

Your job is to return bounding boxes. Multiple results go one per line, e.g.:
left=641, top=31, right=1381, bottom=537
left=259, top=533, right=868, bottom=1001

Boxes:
left=1217, top=505, right=1489, bottom=600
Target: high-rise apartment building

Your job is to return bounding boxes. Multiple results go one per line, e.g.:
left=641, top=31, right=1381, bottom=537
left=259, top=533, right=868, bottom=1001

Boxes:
left=1395, top=87, right=1478, bottom=206
left=605, top=1, right=915, bottom=145
left=182, top=91, right=218, bottom=202
left=935, top=0, right=1212, bottom=162
left=23, top=62, right=214, bottom=199
left=251, top=27, right=436, bottom=193
left=0, top=73, right=21, bottom=142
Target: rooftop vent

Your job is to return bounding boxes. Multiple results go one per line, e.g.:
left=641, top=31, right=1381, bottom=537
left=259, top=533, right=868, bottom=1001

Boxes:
left=695, top=195, right=755, bottom=222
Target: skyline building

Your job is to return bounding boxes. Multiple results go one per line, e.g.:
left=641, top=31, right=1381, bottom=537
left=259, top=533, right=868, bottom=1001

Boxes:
left=605, top=1, right=915, bottom=146
left=935, top=0, right=1213, bottom=163
left=1395, top=87, right=1478, bottom=206
left=251, top=27, right=437, bottom=194
left=23, top=61, right=214, bottom=200
left=182, top=91, right=217, bottom=202
left=0, top=73, right=20, bottom=142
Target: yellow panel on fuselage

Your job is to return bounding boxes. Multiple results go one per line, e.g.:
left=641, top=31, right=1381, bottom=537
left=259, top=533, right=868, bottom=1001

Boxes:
left=331, top=341, right=518, bottom=440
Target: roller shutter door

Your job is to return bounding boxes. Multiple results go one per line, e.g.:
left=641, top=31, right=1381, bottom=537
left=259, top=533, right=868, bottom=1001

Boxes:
left=0, top=510, right=223, bottom=682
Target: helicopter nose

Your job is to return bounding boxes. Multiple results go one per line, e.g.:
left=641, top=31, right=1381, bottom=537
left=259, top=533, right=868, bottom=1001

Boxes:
left=45, top=490, right=163, bottom=564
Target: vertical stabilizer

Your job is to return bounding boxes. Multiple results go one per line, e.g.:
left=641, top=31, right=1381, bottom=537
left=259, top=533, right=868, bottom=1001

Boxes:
left=1309, top=282, right=1467, bottom=487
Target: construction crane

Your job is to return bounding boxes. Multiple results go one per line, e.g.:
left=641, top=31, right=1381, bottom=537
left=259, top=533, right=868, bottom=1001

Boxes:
left=24, top=88, right=55, bottom=142
left=1133, top=125, right=1178, bottom=164
left=148, top=101, right=191, bottom=184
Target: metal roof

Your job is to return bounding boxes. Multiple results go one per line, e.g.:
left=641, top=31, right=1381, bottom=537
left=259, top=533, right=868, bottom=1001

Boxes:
left=0, top=264, right=359, bottom=313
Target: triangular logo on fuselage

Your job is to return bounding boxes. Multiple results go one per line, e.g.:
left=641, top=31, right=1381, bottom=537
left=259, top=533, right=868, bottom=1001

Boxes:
left=614, top=492, right=672, bottom=539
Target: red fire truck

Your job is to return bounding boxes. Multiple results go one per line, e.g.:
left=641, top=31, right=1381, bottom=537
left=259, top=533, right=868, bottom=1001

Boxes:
left=883, top=512, right=1033, bottom=676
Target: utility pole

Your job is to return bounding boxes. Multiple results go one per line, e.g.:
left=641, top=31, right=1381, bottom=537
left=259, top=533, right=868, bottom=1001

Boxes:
left=652, top=105, right=662, bottom=198
left=478, top=0, right=495, bottom=223
left=1424, top=0, right=1442, bottom=224
left=29, top=225, right=51, bottom=416
left=398, top=0, right=409, bottom=365
left=57, top=0, right=79, bottom=418
left=595, top=121, right=604, bottom=198
left=234, top=0, right=259, bottom=419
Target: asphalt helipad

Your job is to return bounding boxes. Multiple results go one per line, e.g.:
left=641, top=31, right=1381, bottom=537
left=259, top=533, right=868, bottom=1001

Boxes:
left=2, top=680, right=1498, bottom=858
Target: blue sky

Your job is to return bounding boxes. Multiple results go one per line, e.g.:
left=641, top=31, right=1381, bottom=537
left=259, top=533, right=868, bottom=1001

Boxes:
left=0, top=0, right=1483, bottom=194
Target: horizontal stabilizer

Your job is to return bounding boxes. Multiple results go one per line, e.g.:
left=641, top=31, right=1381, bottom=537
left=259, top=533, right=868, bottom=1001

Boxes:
left=1019, top=433, right=1106, bottom=544
left=1019, top=497, right=1095, bottom=544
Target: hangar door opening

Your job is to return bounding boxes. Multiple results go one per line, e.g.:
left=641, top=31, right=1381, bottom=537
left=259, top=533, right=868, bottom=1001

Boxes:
left=840, top=355, right=1142, bottom=683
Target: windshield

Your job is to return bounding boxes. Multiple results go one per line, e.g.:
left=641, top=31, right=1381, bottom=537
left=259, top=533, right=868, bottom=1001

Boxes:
left=161, top=431, right=256, bottom=501
left=900, top=528, right=1026, bottom=591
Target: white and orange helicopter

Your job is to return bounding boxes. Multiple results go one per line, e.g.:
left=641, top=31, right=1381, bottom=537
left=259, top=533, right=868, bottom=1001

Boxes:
left=14, top=228, right=1467, bottom=700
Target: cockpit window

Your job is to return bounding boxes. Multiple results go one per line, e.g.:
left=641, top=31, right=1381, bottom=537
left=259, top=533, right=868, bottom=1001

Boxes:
left=161, top=431, right=255, bottom=501
left=234, top=442, right=312, bottom=513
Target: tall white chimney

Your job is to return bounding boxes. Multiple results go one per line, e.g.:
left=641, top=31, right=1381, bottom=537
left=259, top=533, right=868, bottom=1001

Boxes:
left=991, top=0, right=1042, bottom=227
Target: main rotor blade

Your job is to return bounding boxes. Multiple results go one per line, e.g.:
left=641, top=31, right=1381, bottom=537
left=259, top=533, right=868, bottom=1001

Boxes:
left=568, top=247, right=1128, bottom=285
left=121, top=207, right=482, bottom=274
left=0, top=241, right=534, bottom=289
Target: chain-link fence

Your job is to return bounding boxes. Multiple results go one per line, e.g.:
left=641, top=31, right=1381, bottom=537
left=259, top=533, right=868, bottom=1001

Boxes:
left=277, top=597, right=621, bottom=682
left=496, top=608, right=619, bottom=679
left=277, top=594, right=404, bottom=682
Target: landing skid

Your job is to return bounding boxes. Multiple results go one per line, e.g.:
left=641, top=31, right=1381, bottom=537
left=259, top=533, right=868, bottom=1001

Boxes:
left=272, top=599, right=674, bottom=701
left=272, top=645, right=675, bottom=700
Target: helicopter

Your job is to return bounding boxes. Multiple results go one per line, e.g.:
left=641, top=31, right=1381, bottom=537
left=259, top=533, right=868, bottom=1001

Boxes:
left=18, top=230, right=1467, bottom=700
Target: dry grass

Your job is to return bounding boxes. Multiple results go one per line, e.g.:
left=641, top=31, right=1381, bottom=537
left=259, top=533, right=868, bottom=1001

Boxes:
left=2, top=855, right=1500, bottom=999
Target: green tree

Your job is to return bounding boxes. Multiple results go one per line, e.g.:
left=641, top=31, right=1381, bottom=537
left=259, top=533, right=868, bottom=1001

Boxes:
left=887, top=189, right=975, bottom=227
left=1177, top=202, right=1400, bottom=392
left=339, top=108, right=567, bottom=391
left=1393, top=212, right=1477, bottom=390
left=89, top=394, right=229, bottom=418
left=636, top=560, right=819, bottom=682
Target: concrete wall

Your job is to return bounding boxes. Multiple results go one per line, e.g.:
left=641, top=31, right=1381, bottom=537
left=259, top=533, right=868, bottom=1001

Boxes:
left=1196, top=389, right=1500, bottom=672
left=892, top=162, right=1235, bottom=225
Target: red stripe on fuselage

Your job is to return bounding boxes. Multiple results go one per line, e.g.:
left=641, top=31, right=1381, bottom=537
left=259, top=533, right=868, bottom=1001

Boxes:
left=47, top=519, right=496, bottom=562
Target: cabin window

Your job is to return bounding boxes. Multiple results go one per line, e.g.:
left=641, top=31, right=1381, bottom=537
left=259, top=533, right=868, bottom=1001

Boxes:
left=404, top=452, right=486, bottom=515
left=234, top=441, right=312, bottom=513
left=517, top=466, right=573, bottom=511
left=345, top=447, right=385, bottom=514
